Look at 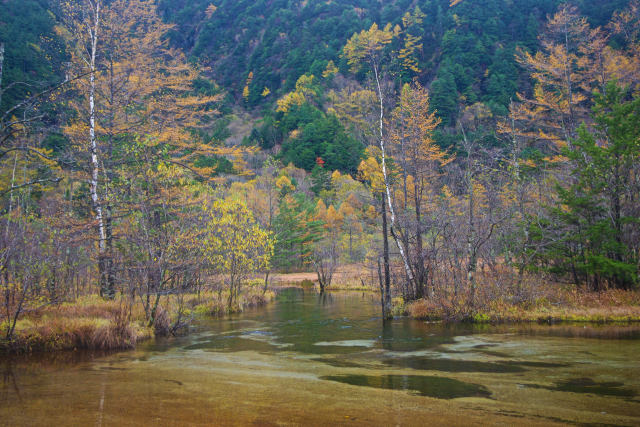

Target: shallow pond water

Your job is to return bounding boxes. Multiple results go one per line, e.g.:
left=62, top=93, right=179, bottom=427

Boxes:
left=1, top=288, right=639, bottom=426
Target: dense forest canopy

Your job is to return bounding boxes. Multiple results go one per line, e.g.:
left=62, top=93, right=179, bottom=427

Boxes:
left=0, top=0, right=66, bottom=111
left=158, top=0, right=628, bottom=115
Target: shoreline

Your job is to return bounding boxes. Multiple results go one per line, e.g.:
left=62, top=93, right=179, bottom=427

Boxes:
left=3, top=281, right=640, bottom=356
left=404, top=288, right=640, bottom=325
left=0, top=287, right=276, bottom=355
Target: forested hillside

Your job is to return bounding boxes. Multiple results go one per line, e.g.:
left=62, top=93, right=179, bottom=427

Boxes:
left=159, top=0, right=628, bottom=118
left=1, top=0, right=639, bottom=353
left=0, top=0, right=65, bottom=111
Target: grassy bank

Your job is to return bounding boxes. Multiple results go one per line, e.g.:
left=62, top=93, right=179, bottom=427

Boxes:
left=1, top=287, right=275, bottom=354
left=405, top=288, right=640, bottom=324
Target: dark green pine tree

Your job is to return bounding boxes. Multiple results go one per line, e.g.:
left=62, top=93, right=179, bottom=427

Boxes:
left=272, top=193, right=323, bottom=272
left=551, top=82, right=640, bottom=290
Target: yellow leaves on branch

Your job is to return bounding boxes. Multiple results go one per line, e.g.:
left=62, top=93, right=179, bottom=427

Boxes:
left=396, top=7, right=426, bottom=74
left=315, top=199, right=327, bottom=221
left=276, top=91, right=305, bottom=113
left=275, top=174, right=295, bottom=192
left=397, top=33, right=422, bottom=73
left=276, top=74, right=316, bottom=113
left=315, top=200, right=349, bottom=232
left=342, top=22, right=393, bottom=71
left=391, top=82, right=450, bottom=170
left=60, top=0, right=260, bottom=181
left=402, top=7, right=425, bottom=28
left=507, top=3, right=640, bottom=154
left=325, top=205, right=344, bottom=229
left=358, top=147, right=385, bottom=194
left=327, top=87, right=377, bottom=135
left=343, top=10, right=425, bottom=77
left=205, top=4, right=217, bottom=19
left=243, top=72, right=253, bottom=101
left=322, top=60, right=339, bottom=78
left=203, top=199, right=274, bottom=275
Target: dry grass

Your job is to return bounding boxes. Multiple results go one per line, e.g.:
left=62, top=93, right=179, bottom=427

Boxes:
left=1, top=285, right=277, bottom=354
left=271, top=264, right=378, bottom=291
left=5, top=314, right=153, bottom=353
left=406, top=277, right=640, bottom=324
left=187, top=288, right=276, bottom=317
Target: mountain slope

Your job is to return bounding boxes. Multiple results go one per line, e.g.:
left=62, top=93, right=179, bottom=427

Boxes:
left=158, top=0, right=631, bottom=123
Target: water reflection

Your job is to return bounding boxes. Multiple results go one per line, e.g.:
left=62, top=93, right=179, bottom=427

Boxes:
left=1, top=360, right=22, bottom=404
left=1, top=288, right=639, bottom=426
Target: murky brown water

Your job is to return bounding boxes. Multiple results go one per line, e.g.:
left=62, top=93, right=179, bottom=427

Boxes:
left=1, top=288, right=639, bottom=426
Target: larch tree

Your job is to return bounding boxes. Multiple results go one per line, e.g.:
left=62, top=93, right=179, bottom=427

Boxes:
left=389, top=82, right=449, bottom=299
left=343, top=23, right=417, bottom=318
left=502, top=4, right=640, bottom=284
left=60, top=0, right=225, bottom=299
left=513, top=4, right=638, bottom=154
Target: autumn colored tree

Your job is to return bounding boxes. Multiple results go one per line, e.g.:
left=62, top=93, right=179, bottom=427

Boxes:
left=59, top=0, right=109, bottom=295
left=389, top=82, right=450, bottom=299
left=60, top=0, right=224, bottom=298
left=391, top=6, right=426, bottom=81
left=343, top=23, right=417, bottom=316
left=203, top=198, right=274, bottom=310
left=512, top=4, right=638, bottom=154
left=358, top=147, right=393, bottom=317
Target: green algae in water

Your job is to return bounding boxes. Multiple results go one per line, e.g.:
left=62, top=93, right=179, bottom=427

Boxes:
left=555, top=378, right=636, bottom=398
left=524, top=377, right=637, bottom=398
left=321, top=374, right=492, bottom=399
left=384, top=357, right=524, bottom=373
left=384, top=356, right=568, bottom=373
left=313, top=357, right=371, bottom=368
left=183, top=335, right=281, bottom=352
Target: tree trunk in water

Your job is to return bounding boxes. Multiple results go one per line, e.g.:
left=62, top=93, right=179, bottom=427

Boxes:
left=381, top=195, right=392, bottom=319
left=371, top=60, right=415, bottom=294
left=263, top=271, right=270, bottom=295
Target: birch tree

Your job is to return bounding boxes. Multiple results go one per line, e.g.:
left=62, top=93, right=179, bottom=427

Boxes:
left=60, top=0, right=224, bottom=299
left=59, top=0, right=110, bottom=297
left=343, top=23, right=416, bottom=318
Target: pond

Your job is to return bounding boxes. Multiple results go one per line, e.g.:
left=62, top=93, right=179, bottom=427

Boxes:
left=1, top=288, right=639, bottom=426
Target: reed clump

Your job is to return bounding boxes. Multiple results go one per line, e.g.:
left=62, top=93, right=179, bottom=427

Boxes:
left=1, top=287, right=277, bottom=354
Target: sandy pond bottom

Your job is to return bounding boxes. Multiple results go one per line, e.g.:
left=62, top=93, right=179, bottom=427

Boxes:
left=1, top=289, right=639, bottom=426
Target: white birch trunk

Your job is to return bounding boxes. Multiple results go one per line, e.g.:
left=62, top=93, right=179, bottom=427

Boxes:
left=87, top=1, right=107, bottom=266
left=371, top=60, right=416, bottom=289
